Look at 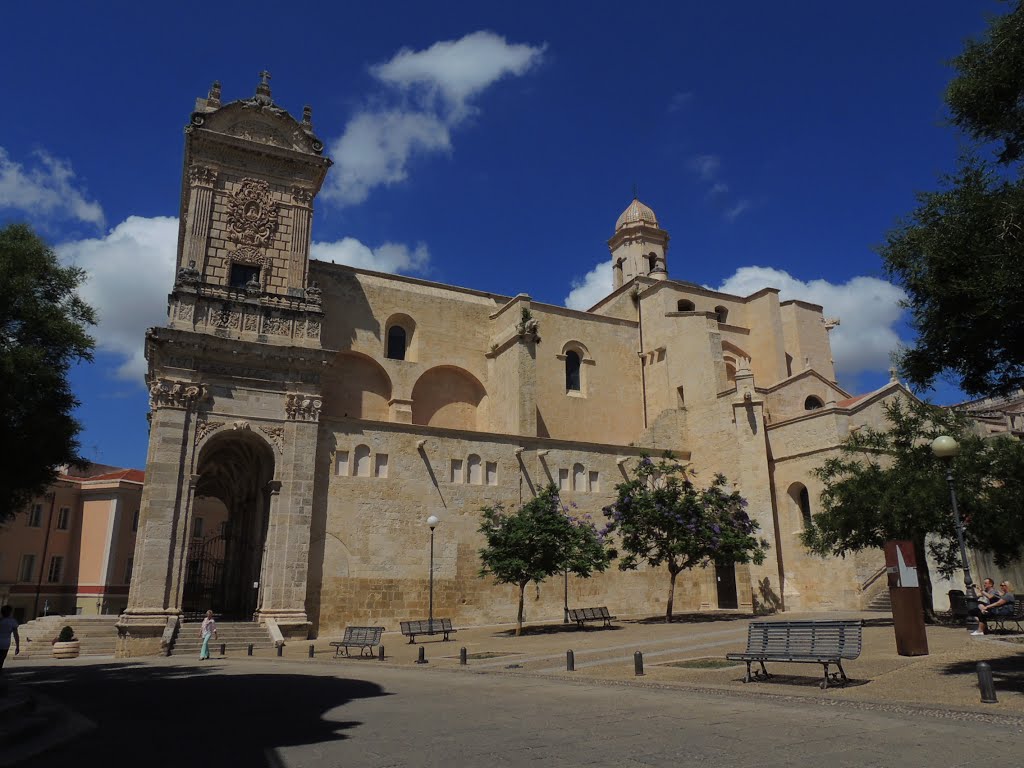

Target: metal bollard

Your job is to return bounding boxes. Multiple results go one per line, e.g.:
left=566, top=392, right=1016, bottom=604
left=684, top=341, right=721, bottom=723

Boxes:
left=460, top=647, right=467, bottom=665
left=309, top=644, right=315, bottom=658
left=977, top=661, right=998, bottom=703
left=247, top=643, right=253, bottom=656
left=567, top=650, right=575, bottom=672
left=277, top=643, right=283, bottom=657
left=378, top=644, right=385, bottom=661
left=219, top=643, right=226, bottom=656
left=634, top=651, right=644, bottom=676
left=415, top=646, right=428, bottom=664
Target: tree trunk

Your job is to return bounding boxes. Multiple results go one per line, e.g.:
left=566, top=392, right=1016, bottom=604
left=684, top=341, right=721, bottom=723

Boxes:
left=666, top=569, right=678, bottom=623
left=912, top=535, right=938, bottom=623
left=516, top=582, right=526, bottom=636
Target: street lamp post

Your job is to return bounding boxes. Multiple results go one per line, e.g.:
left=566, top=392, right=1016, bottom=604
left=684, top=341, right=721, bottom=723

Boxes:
left=930, top=435, right=979, bottom=633
left=427, top=515, right=439, bottom=635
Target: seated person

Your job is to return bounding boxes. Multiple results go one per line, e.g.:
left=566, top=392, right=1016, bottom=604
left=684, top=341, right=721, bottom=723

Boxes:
left=977, top=578, right=998, bottom=605
left=971, top=581, right=1015, bottom=636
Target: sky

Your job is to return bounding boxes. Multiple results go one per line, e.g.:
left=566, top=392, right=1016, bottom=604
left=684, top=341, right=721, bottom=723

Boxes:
left=0, top=1, right=1004, bottom=470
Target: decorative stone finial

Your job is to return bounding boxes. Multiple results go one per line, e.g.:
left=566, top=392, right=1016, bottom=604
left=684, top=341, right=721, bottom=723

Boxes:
left=207, top=80, right=222, bottom=108
left=302, top=105, right=313, bottom=127
left=255, top=70, right=273, bottom=106
left=889, top=367, right=899, bottom=383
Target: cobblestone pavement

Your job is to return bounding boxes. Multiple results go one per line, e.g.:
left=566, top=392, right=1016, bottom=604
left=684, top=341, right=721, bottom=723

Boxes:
left=9, top=650, right=1023, bottom=768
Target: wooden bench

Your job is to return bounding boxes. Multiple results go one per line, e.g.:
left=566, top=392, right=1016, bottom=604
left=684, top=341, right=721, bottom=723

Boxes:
left=329, top=626, right=385, bottom=657
left=400, top=618, right=457, bottom=643
left=568, top=607, right=617, bottom=628
left=726, top=619, right=863, bottom=689
left=987, top=601, right=1024, bottom=633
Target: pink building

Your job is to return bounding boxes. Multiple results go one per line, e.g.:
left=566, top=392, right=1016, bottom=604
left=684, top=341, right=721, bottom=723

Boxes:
left=0, top=463, right=144, bottom=622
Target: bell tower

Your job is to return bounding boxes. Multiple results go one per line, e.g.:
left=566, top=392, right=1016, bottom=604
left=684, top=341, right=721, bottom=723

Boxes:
left=169, top=73, right=333, bottom=346
left=609, top=197, right=670, bottom=289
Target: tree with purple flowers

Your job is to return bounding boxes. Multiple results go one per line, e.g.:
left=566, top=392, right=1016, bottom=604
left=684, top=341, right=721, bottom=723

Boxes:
left=603, top=453, right=769, bottom=622
left=478, top=484, right=613, bottom=636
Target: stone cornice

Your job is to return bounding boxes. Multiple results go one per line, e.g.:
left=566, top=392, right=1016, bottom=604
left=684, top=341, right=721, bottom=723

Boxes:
left=146, top=327, right=331, bottom=379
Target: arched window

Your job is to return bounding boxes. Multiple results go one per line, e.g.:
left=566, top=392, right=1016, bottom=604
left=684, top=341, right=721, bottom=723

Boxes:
left=573, top=463, right=586, bottom=492
left=648, top=254, right=658, bottom=272
left=677, top=299, right=695, bottom=312
left=804, top=396, right=824, bottom=411
left=714, top=306, right=729, bottom=324
left=467, top=454, right=482, bottom=485
left=789, top=482, right=814, bottom=529
left=565, top=350, right=581, bottom=392
left=386, top=325, right=407, bottom=360
left=354, top=444, right=371, bottom=477
left=799, top=486, right=812, bottom=528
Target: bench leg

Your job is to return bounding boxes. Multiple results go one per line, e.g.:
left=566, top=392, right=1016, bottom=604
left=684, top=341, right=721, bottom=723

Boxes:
left=742, top=661, right=752, bottom=683
left=820, top=663, right=831, bottom=690
left=408, top=635, right=415, bottom=644
left=835, top=661, right=849, bottom=686
left=758, top=661, right=770, bottom=679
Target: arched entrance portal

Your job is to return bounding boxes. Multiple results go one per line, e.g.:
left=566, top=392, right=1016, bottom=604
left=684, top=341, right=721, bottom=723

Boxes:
left=182, top=430, right=275, bottom=620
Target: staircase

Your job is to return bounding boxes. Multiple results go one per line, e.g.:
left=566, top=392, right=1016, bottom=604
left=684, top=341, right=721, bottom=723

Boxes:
left=16, top=615, right=119, bottom=658
left=169, top=621, right=272, bottom=656
left=867, top=589, right=892, bottom=612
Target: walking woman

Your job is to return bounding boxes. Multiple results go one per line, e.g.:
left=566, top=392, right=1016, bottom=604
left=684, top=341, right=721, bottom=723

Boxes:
left=199, top=610, right=218, bottom=660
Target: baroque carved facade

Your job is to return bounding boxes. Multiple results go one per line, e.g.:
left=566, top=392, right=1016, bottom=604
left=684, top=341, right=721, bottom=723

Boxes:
left=117, top=76, right=902, bottom=655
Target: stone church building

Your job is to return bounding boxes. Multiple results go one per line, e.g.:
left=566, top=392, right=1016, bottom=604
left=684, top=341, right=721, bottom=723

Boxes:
left=116, top=77, right=901, bottom=655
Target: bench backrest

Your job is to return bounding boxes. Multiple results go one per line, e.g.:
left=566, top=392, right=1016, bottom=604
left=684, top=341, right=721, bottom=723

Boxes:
left=342, top=626, right=384, bottom=645
left=400, top=619, right=452, bottom=634
left=569, top=607, right=610, bottom=621
left=744, top=620, right=863, bottom=660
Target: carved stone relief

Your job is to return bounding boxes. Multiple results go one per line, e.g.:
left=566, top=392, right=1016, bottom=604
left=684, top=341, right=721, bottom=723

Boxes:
left=306, top=319, right=321, bottom=338
left=227, top=178, right=278, bottom=247
left=195, top=420, right=225, bottom=445
left=243, top=313, right=259, bottom=332
left=263, top=313, right=289, bottom=335
left=176, top=302, right=195, bottom=322
left=188, top=165, right=218, bottom=186
left=259, top=425, right=286, bottom=451
left=149, top=380, right=207, bottom=410
left=285, top=393, right=322, bottom=421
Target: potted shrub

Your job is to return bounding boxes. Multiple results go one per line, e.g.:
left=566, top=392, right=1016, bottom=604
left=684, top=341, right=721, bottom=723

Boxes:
left=52, top=625, right=80, bottom=659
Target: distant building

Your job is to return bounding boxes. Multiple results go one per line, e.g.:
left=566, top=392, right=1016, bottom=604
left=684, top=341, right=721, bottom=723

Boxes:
left=118, top=75, right=906, bottom=656
left=0, top=464, right=143, bottom=622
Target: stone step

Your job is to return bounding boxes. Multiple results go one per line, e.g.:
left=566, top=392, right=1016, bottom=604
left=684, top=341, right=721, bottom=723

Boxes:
left=867, top=590, right=892, bottom=612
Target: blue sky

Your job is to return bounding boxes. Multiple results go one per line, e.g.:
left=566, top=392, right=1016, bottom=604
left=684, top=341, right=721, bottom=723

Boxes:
left=0, top=1, right=1001, bottom=469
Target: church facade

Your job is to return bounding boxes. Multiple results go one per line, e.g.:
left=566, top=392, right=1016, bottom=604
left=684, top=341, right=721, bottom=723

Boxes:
left=116, top=77, right=900, bottom=655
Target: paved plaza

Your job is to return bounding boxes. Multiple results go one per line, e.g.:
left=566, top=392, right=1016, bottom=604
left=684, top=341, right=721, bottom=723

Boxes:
left=8, top=611, right=1024, bottom=766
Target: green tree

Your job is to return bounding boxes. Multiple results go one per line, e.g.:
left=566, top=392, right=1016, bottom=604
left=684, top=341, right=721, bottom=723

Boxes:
left=801, top=398, right=1024, bottom=618
left=0, top=223, right=95, bottom=521
left=478, top=484, right=612, bottom=636
left=602, top=454, right=769, bottom=623
left=881, top=2, right=1024, bottom=396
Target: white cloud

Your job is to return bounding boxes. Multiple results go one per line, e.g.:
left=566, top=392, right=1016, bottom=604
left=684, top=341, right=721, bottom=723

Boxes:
left=690, top=154, right=720, bottom=181
left=725, top=199, right=751, bottom=220
left=324, top=31, right=545, bottom=205
left=0, top=147, right=104, bottom=226
left=564, top=261, right=612, bottom=311
left=328, top=111, right=451, bottom=206
left=715, top=266, right=907, bottom=376
left=311, top=238, right=430, bottom=274
left=57, top=216, right=178, bottom=382
left=372, top=30, right=545, bottom=117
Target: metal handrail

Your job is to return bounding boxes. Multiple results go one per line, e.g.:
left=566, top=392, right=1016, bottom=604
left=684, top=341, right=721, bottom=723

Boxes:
left=860, top=565, right=887, bottom=592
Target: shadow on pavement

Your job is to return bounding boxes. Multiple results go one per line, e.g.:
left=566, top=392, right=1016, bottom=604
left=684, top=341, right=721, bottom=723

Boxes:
left=731, top=673, right=870, bottom=689
left=9, top=661, right=389, bottom=767
left=630, top=612, right=755, bottom=625
left=494, top=623, right=623, bottom=637
left=940, top=654, right=1024, bottom=695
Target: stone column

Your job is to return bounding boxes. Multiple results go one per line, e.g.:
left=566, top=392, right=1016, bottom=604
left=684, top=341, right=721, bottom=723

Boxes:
left=184, top=166, right=218, bottom=273
left=254, top=393, right=321, bottom=638
left=289, top=188, right=313, bottom=289
left=116, top=380, right=206, bottom=656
